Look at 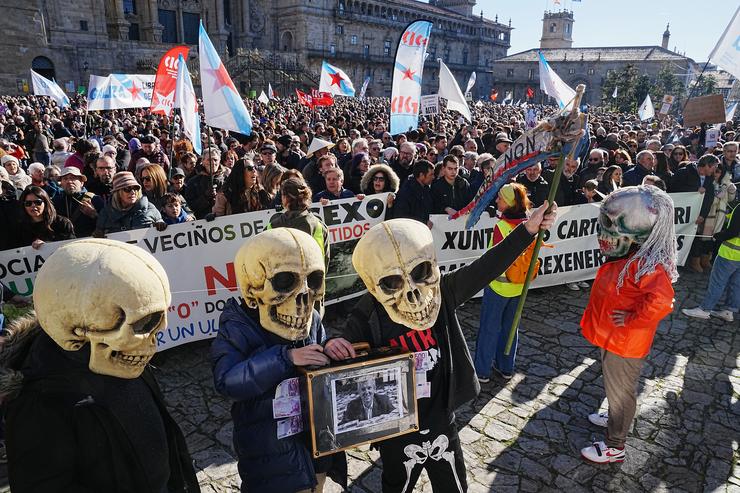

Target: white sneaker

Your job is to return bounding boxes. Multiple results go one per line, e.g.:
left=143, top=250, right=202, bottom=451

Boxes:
left=710, top=310, right=734, bottom=322
left=681, top=307, right=711, bottom=320
left=566, top=282, right=580, bottom=291
left=588, top=411, right=609, bottom=428
left=578, top=281, right=590, bottom=288
left=581, top=441, right=625, bottom=464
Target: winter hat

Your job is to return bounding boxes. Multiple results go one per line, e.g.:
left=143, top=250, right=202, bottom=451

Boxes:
left=499, top=183, right=516, bottom=207
left=128, top=138, right=142, bottom=153
left=111, top=171, right=140, bottom=192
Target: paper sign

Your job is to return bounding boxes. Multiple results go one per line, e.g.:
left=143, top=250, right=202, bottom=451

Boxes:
left=682, top=94, right=726, bottom=127
left=420, top=94, right=439, bottom=115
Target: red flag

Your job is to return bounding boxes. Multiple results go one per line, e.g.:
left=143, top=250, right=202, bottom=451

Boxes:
left=490, top=89, right=498, bottom=101
left=526, top=87, right=535, bottom=99
left=151, top=46, right=190, bottom=116
left=313, top=91, right=334, bottom=107
left=296, top=89, right=314, bottom=108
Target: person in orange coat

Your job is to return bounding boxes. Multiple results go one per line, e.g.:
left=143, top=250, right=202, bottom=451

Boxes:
left=580, top=186, right=677, bottom=464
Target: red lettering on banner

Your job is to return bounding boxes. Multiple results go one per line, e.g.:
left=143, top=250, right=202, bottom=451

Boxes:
left=204, top=263, right=238, bottom=296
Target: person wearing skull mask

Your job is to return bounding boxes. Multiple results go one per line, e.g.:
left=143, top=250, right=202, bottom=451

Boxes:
left=0, top=239, right=199, bottom=492
left=580, top=186, right=677, bottom=464
left=211, top=228, right=346, bottom=493
left=325, top=205, right=557, bottom=493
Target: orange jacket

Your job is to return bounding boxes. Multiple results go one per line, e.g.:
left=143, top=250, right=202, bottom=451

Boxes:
left=581, top=257, right=674, bottom=359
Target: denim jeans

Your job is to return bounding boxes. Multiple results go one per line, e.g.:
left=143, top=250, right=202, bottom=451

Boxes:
left=700, top=255, right=740, bottom=312
left=474, top=287, right=519, bottom=377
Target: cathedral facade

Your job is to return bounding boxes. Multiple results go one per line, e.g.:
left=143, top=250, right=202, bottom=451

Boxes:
left=0, top=0, right=511, bottom=99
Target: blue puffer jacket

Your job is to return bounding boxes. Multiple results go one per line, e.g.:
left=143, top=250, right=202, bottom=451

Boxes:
left=211, top=298, right=323, bottom=493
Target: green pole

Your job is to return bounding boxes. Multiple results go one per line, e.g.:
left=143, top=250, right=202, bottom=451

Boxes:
left=504, top=84, right=586, bottom=356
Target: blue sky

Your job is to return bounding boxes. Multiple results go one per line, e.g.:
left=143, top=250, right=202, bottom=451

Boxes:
left=475, top=0, right=738, bottom=62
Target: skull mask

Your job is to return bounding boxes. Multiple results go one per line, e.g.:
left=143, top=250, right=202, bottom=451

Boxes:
left=236, top=228, right=325, bottom=340
left=598, top=186, right=659, bottom=257
left=353, top=219, right=441, bottom=329
left=33, top=239, right=170, bottom=379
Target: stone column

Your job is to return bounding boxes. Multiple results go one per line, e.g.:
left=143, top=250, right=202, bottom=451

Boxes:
left=141, top=0, right=163, bottom=42
left=107, top=0, right=130, bottom=40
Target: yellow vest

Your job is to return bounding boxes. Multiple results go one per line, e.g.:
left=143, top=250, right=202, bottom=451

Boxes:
left=488, top=219, right=525, bottom=297
left=718, top=204, right=740, bottom=261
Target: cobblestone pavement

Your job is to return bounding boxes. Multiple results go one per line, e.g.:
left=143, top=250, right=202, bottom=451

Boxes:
left=1, top=268, right=738, bottom=492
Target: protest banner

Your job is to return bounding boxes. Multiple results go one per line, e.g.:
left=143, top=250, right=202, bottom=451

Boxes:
left=705, top=127, right=721, bottom=149
left=0, top=193, right=702, bottom=351
left=87, top=74, right=155, bottom=110
left=682, top=94, right=726, bottom=127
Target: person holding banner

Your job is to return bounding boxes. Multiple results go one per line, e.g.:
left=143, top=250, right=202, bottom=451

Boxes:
left=474, top=183, right=532, bottom=382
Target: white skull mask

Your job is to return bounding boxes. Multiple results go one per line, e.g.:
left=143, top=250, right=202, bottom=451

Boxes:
left=33, top=239, right=170, bottom=379
left=353, top=219, right=441, bottom=329
left=598, top=186, right=658, bottom=257
left=236, top=228, right=325, bottom=340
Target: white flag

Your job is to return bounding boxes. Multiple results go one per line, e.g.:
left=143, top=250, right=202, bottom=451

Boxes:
left=612, top=86, right=618, bottom=99
left=268, top=83, right=275, bottom=99
left=638, top=94, right=655, bottom=121
left=31, top=70, right=70, bottom=108
left=726, top=102, right=738, bottom=122
left=174, top=54, right=202, bottom=155
left=437, top=59, right=471, bottom=122
left=465, top=72, right=477, bottom=94
left=258, top=91, right=270, bottom=104
left=359, top=76, right=371, bottom=99
left=709, top=6, right=740, bottom=80
left=538, top=51, right=576, bottom=109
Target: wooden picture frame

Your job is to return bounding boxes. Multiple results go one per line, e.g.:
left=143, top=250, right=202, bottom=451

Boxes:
left=300, top=347, right=418, bottom=458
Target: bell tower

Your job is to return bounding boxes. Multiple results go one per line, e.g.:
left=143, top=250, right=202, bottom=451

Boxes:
left=540, top=10, right=574, bottom=49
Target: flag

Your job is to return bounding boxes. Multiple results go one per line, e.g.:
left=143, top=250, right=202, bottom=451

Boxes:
left=311, top=90, right=334, bottom=107
left=174, top=54, right=202, bottom=155
left=87, top=74, right=155, bottom=110
left=725, top=101, right=738, bottom=121
left=638, top=94, right=655, bottom=121
left=503, top=91, right=513, bottom=104
left=538, top=51, right=576, bottom=109
left=319, top=61, right=355, bottom=97
left=526, top=87, right=535, bottom=99
left=268, top=83, right=275, bottom=99
left=258, top=91, right=270, bottom=104
left=359, top=76, right=371, bottom=99
left=490, top=89, right=498, bottom=101
left=199, top=21, right=252, bottom=135
left=437, top=59, right=471, bottom=122
left=709, top=6, right=740, bottom=80
left=390, top=20, right=433, bottom=134
left=31, top=70, right=70, bottom=108
left=151, top=46, right=190, bottom=116
left=296, top=89, right=314, bottom=108
left=465, top=72, right=477, bottom=94
left=612, top=86, right=618, bottom=98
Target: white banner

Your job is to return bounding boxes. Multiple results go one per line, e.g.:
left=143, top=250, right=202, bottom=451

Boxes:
left=0, top=193, right=702, bottom=351
left=87, top=74, right=155, bottom=110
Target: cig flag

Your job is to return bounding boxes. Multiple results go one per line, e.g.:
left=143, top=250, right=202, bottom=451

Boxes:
left=639, top=94, right=655, bottom=121
left=538, top=51, right=576, bottom=109
left=709, top=6, right=740, bottom=80
left=151, top=45, right=190, bottom=116
left=465, top=72, right=477, bottom=94
left=319, top=61, right=355, bottom=97
left=390, top=20, right=433, bottom=134
left=174, top=54, right=202, bottom=155
left=438, top=59, right=471, bottom=122
left=31, top=70, right=70, bottom=108
left=199, top=21, right=252, bottom=135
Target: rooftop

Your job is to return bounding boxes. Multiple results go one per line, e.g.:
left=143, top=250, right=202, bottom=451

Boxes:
left=497, top=46, right=696, bottom=63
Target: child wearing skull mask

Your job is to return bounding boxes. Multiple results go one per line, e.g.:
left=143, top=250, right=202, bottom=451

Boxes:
left=326, top=207, right=557, bottom=493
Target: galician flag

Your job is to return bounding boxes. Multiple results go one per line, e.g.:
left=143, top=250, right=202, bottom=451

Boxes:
left=198, top=21, right=252, bottom=135
left=174, top=54, right=202, bottom=155
left=359, top=76, right=371, bottom=99
left=638, top=94, right=655, bottom=121
left=726, top=101, right=738, bottom=122
left=268, top=83, right=275, bottom=99
left=709, top=6, right=740, bottom=80
left=319, top=61, right=355, bottom=97
left=538, top=51, right=576, bottom=109
left=31, top=70, right=70, bottom=108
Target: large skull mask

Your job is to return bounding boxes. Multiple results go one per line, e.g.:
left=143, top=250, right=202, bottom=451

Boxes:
left=236, top=228, right=325, bottom=340
left=598, top=186, right=659, bottom=257
left=33, top=239, right=170, bottom=379
left=353, top=219, right=441, bottom=329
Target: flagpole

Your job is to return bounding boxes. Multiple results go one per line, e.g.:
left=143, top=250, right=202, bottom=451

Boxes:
left=504, top=84, right=586, bottom=356
left=168, top=109, right=177, bottom=180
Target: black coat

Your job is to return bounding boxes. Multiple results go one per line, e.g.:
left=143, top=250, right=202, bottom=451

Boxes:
left=10, top=215, right=75, bottom=249
left=53, top=190, right=106, bottom=237
left=516, top=174, right=549, bottom=207
left=431, top=176, right=470, bottom=213
left=341, top=393, right=395, bottom=423
left=393, top=176, right=434, bottom=224
left=182, top=171, right=226, bottom=219
left=332, top=225, right=534, bottom=418
left=668, top=163, right=714, bottom=218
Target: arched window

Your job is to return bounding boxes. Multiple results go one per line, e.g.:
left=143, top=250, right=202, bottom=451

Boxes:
left=32, top=56, right=55, bottom=80
left=281, top=31, right=294, bottom=51
left=549, top=23, right=557, bottom=33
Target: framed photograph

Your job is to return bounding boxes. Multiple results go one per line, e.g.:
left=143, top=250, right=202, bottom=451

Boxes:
left=301, top=349, right=418, bottom=457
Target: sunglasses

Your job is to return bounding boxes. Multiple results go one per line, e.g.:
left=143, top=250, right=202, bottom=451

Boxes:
left=121, top=186, right=140, bottom=193
left=141, top=176, right=152, bottom=182
left=373, top=176, right=386, bottom=181
left=245, top=165, right=256, bottom=172
left=24, top=199, right=43, bottom=207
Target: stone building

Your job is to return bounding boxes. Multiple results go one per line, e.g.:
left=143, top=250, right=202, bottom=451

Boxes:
left=491, top=10, right=699, bottom=106
left=0, top=0, right=512, bottom=100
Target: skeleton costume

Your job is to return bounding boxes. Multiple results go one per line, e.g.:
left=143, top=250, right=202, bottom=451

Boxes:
left=0, top=239, right=199, bottom=493
left=334, top=218, right=536, bottom=492
left=211, top=228, right=345, bottom=493
left=580, top=186, right=677, bottom=461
